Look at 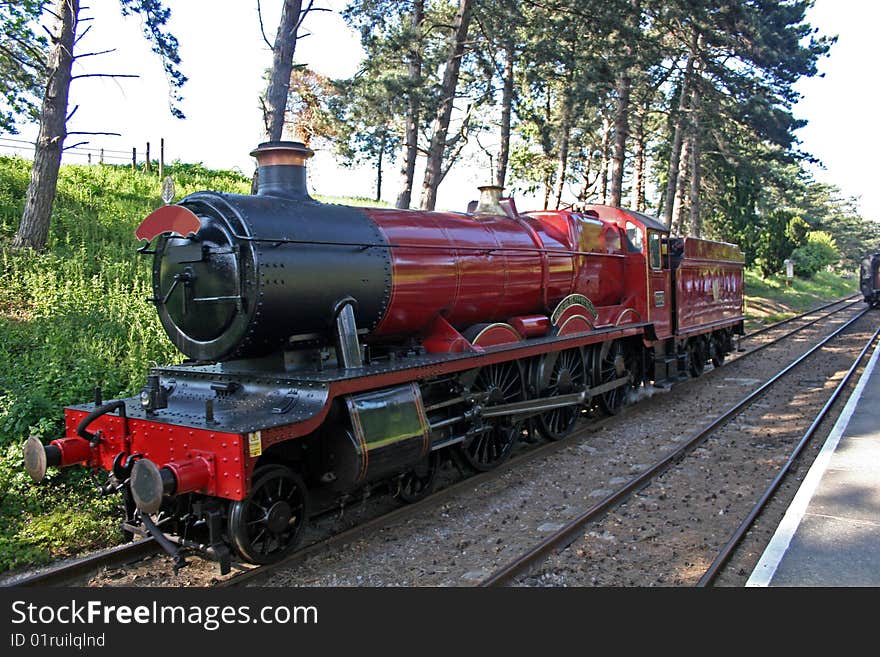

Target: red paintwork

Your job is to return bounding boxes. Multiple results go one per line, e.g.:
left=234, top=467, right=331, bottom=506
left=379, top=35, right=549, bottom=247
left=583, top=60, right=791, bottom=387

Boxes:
left=135, top=205, right=202, bottom=242
left=50, top=436, right=92, bottom=467
left=469, top=323, right=522, bottom=348
left=166, top=456, right=213, bottom=496
left=675, top=237, right=745, bottom=334
left=422, top=315, right=472, bottom=354
left=580, top=205, right=744, bottom=341
left=509, top=315, right=550, bottom=338
left=365, top=206, right=637, bottom=341
left=61, top=408, right=249, bottom=501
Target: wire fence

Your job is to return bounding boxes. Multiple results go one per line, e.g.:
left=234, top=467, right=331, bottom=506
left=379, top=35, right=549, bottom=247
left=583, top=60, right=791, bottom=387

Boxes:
left=0, top=136, right=169, bottom=173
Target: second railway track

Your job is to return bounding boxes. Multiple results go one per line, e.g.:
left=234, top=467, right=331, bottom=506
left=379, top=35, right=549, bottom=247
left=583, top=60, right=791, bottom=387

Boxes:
left=479, top=306, right=876, bottom=586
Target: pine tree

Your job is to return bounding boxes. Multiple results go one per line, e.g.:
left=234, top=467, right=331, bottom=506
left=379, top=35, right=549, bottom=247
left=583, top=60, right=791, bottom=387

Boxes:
left=13, top=0, right=186, bottom=251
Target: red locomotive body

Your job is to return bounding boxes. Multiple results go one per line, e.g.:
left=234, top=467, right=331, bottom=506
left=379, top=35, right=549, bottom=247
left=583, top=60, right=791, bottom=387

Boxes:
left=24, top=142, right=745, bottom=571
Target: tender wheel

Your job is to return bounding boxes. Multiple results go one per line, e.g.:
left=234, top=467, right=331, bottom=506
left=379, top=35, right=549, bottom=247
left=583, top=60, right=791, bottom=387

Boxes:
left=688, top=337, right=707, bottom=377
left=396, top=452, right=440, bottom=504
left=458, top=361, right=525, bottom=471
left=535, top=348, right=588, bottom=440
left=595, top=340, right=637, bottom=415
left=228, top=464, right=309, bottom=564
left=709, top=334, right=725, bottom=368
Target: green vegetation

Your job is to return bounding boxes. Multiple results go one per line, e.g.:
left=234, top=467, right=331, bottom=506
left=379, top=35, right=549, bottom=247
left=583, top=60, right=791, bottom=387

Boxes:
left=0, top=156, right=860, bottom=574
left=743, top=268, right=857, bottom=329
left=0, top=156, right=251, bottom=573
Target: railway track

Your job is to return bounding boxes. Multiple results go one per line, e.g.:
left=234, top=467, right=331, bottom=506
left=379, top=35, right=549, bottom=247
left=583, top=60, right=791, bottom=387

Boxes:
left=477, top=305, right=874, bottom=586
left=4, top=293, right=864, bottom=588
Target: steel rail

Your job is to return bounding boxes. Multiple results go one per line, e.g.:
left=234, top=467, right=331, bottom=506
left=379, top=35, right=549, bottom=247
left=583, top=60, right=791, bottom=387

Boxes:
left=181, top=299, right=872, bottom=586
left=732, top=300, right=862, bottom=362
left=478, top=307, right=871, bottom=587
left=743, top=294, right=860, bottom=340
left=4, top=538, right=158, bottom=588
left=215, top=414, right=620, bottom=587
left=696, top=323, right=880, bottom=587
left=9, top=299, right=862, bottom=587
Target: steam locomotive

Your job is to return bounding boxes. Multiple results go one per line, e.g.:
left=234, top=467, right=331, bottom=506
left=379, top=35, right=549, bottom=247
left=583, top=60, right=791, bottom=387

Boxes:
left=23, top=142, right=745, bottom=573
left=860, top=253, right=880, bottom=306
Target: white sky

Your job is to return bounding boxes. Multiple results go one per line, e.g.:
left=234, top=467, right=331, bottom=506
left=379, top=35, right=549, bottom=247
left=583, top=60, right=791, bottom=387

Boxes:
left=5, top=0, right=879, bottom=219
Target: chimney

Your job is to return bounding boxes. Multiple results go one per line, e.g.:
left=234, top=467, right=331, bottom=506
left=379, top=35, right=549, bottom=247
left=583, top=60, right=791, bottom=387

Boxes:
left=250, top=141, right=314, bottom=199
left=472, top=184, right=505, bottom=216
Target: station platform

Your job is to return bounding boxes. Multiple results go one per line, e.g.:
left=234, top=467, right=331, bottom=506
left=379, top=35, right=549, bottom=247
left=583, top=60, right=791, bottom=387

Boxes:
left=746, top=340, right=880, bottom=586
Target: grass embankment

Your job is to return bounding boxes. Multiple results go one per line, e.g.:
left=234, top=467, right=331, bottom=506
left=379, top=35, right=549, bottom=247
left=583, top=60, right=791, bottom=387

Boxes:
left=0, top=158, right=254, bottom=572
left=0, top=156, right=859, bottom=573
left=743, top=268, right=858, bottom=331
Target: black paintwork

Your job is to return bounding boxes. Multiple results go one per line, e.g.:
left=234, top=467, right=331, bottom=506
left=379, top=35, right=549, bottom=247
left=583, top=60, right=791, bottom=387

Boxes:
left=70, top=323, right=647, bottom=435
left=153, top=191, right=392, bottom=361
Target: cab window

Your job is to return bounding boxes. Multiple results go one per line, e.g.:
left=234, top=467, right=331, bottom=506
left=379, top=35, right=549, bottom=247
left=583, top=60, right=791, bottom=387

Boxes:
left=604, top=227, right=622, bottom=253
left=648, top=231, right=662, bottom=270
left=625, top=221, right=643, bottom=253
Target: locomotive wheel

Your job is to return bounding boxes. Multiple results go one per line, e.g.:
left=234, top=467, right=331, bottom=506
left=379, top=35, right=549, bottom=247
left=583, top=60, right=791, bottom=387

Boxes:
left=595, top=340, right=632, bottom=415
left=396, top=452, right=440, bottom=504
left=709, top=334, right=725, bottom=368
left=535, top=348, right=588, bottom=441
left=458, top=361, right=525, bottom=471
left=722, top=329, right=735, bottom=354
left=688, top=337, right=707, bottom=377
left=228, top=464, right=309, bottom=564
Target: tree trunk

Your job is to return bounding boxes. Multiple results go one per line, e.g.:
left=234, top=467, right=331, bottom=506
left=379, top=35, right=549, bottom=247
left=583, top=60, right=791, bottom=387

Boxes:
left=14, top=0, right=79, bottom=251
left=689, top=127, right=701, bottom=237
left=610, top=0, right=639, bottom=207
left=376, top=131, right=385, bottom=202
left=419, top=0, right=473, bottom=210
left=662, top=32, right=698, bottom=227
left=608, top=73, right=630, bottom=207
left=599, top=117, right=612, bottom=204
left=495, top=39, right=515, bottom=189
left=553, top=91, right=572, bottom=209
left=395, top=0, right=424, bottom=209
left=629, top=103, right=645, bottom=211
left=263, top=0, right=303, bottom=141
left=671, top=134, right=690, bottom=234
left=689, top=58, right=704, bottom=237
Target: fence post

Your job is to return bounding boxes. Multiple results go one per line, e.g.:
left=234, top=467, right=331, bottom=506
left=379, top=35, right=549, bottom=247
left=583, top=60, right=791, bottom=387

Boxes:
left=100, top=148, right=104, bottom=164
left=132, top=147, right=137, bottom=171
left=88, top=153, right=92, bottom=164
left=146, top=142, right=152, bottom=173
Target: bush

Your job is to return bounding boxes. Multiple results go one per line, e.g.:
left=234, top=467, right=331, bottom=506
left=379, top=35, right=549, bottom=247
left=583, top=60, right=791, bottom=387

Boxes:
left=790, top=231, right=839, bottom=278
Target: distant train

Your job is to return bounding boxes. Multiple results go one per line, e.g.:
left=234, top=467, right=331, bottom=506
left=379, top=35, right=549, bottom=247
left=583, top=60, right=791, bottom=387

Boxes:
left=860, top=253, right=880, bottom=307
left=23, top=141, right=745, bottom=573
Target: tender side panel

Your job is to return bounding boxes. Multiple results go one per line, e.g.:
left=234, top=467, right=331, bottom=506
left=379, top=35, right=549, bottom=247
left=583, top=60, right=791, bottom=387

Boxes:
left=675, top=237, right=745, bottom=333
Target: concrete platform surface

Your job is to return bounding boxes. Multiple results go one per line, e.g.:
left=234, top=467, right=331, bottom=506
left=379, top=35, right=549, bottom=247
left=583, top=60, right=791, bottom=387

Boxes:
left=747, top=338, right=880, bottom=586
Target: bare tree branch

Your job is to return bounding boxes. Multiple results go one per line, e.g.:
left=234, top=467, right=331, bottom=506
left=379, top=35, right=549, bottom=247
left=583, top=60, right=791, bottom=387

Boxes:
left=73, top=23, right=91, bottom=45
left=73, top=47, right=116, bottom=59
left=70, top=73, right=138, bottom=80
left=296, top=1, right=330, bottom=32
left=255, top=0, right=273, bottom=49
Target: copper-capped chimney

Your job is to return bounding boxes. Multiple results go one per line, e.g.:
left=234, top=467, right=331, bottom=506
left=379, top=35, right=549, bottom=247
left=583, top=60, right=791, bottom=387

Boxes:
left=473, top=184, right=505, bottom=216
left=250, top=140, right=314, bottom=199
